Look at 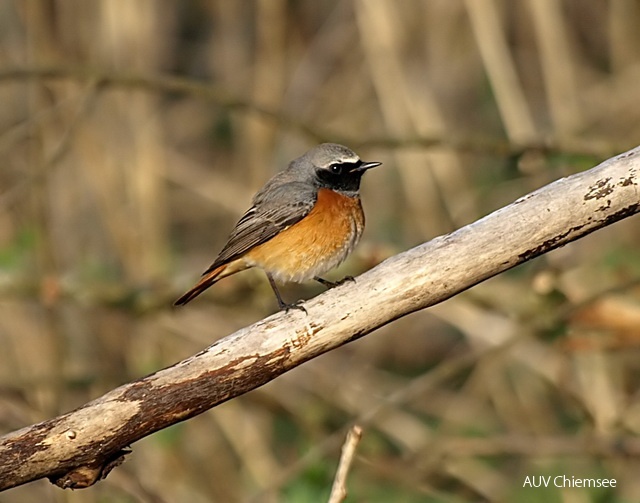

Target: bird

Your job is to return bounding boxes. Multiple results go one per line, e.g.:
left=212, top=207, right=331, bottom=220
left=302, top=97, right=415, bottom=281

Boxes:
left=174, top=143, right=381, bottom=310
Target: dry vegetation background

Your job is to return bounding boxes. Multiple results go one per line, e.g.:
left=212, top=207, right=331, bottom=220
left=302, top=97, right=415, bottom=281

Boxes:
left=1, top=1, right=640, bottom=502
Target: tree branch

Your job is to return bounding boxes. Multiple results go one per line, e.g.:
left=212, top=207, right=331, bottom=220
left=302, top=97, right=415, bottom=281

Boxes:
left=328, top=425, right=363, bottom=503
left=0, top=66, right=629, bottom=158
left=0, top=147, right=638, bottom=491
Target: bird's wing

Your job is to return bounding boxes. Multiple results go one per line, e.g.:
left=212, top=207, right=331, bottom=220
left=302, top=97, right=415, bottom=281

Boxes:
left=202, top=182, right=317, bottom=274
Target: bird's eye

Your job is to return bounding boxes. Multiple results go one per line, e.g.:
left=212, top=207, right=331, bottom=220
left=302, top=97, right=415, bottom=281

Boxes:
left=329, top=164, right=343, bottom=174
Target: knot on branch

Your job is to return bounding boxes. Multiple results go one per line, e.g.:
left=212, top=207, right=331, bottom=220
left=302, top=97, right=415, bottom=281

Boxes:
left=49, top=448, right=131, bottom=489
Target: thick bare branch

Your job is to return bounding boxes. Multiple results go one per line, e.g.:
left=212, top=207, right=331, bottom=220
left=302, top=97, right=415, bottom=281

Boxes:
left=0, top=147, right=638, bottom=491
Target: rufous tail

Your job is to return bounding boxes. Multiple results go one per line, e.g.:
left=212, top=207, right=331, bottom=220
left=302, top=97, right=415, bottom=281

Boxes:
left=174, top=265, right=225, bottom=306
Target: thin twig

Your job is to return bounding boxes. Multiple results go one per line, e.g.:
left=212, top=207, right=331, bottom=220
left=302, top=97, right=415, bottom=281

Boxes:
left=328, top=425, right=363, bottom=503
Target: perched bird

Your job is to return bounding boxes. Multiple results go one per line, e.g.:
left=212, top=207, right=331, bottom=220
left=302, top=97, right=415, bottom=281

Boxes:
left=174, top=143, right=381, bottom=310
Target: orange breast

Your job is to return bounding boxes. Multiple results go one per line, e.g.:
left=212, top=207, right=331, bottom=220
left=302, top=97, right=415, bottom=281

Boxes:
left=244, top=188, right=365, bottom=282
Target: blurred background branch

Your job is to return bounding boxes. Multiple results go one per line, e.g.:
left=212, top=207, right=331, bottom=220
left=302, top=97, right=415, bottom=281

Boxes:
left=0, top=66, right=628, bottom=159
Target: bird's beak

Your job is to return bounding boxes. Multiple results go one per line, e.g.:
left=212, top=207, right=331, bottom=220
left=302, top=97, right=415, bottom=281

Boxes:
left=352, top=160, right=382, bottom=172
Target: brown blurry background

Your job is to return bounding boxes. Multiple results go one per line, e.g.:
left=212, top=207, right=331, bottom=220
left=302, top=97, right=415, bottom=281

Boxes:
left=1, top=1, right=640, bottom=502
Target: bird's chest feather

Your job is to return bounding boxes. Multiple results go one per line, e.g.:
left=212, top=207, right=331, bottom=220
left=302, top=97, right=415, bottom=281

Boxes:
left=246, top=188, right=365, bottom=282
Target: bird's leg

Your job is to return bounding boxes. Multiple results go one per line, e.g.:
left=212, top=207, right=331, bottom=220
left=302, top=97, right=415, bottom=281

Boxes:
left=266, top=273, right=307, bottom=313
left=314, top=276, right=355, bottom=289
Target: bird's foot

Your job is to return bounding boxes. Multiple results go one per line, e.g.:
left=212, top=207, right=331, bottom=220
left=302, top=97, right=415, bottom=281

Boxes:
left=279, top=299, right=307, bottom=314
left=314, top=276, right=355, bottom=289
left=267, top=272, right=307, bottom=314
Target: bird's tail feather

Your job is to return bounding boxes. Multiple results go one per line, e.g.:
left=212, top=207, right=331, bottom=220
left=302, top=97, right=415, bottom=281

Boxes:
left=173, top=265, right=226, bottom=306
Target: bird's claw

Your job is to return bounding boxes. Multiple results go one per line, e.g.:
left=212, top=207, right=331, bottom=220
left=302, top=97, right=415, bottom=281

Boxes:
left=314, top=276, right=355, bottom=289
left=280, top=299, right=307, bottom=314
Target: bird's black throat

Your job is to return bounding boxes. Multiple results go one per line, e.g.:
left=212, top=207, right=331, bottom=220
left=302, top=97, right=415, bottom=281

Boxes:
left=314, top=163, right=365, bottom=194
